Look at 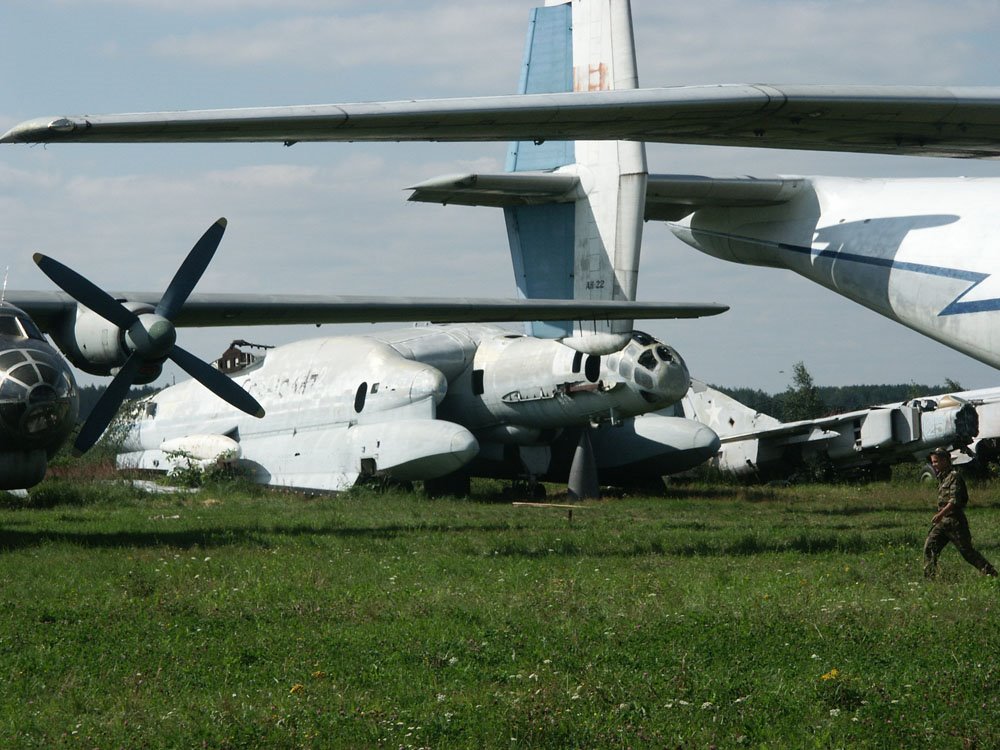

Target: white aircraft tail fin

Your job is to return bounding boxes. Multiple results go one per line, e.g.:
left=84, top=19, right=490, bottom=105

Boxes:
left=505, top=0, right=647, bottom=349
left=679, top=381, right=784, bottom=439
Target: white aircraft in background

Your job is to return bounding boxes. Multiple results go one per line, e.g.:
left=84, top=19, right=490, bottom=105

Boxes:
left=670, top=381, right=982, bottom=482
left=8, top=0, right=1000, bottom=373
left=7, top=218, right=725, bottom=492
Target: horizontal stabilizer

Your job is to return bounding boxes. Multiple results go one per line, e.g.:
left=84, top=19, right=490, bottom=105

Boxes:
left=644, top=174, right=807, bottom=220
left=410, top=172, right=806, bottom=220
left=7, top=290, right=727, bottom=331
left=408, top=172, right=581, bottom=207
left=9, top=85, right=1000, bottom=158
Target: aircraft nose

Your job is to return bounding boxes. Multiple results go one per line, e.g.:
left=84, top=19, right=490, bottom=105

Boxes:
left=689, top=422, right=721, bottom=457
left=652, top=350, right=691, bottom=404
left=0, top=346, right=78, bottom=447
left=410, top=366, right=448, bottom=405
left=450, top=427, right=480, bottom=466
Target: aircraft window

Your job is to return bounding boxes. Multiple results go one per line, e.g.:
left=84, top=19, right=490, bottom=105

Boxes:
left=0, top=380, right=26, bottom=398
left=16, top=315, right=44, bottom=340
left=632, top=331, right=653, bottom=346
left=634, top=369, right=654, bottom=390
left=471, top=369, right=485, bottom=395
left=36, top=363, right=58, bottom=386
left=618, top=360, right=633, bottom=380
left=354, top=382, right=367, bottom=413
left=584, top=355, right=600, bottom=383
left=145, top=402, right=157, bottom=418
left=11, top=363, right=40, bottom=386
left=0, top=316, right=22, bottom=337
left=371, top=382, right=380, bottom=394
left=655, top=345, right=673, bottom=363
left=637, top=350, right=657, bottom=371
left=0, top=350, right=27, bottom=369
left=571, top=351, right=583, bottom=374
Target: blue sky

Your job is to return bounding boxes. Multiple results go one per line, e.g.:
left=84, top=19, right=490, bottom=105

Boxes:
left=4, top=0, right=1000, bottom=393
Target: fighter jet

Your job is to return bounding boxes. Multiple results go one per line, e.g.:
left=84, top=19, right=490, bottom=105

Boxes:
left=7, top=0, right=1000, bottom=369
left=670, top=380, right=981, bottom=482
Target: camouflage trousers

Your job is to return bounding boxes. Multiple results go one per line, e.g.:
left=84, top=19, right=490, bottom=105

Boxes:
left=924, top=513, right=998, bottom=578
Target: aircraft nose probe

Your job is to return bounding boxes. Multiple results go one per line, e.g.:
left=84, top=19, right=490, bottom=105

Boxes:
left=33, top=217, right=265, bottom=454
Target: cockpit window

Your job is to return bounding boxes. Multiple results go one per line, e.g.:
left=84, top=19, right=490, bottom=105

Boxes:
left=0, top=314, right=44, bottom=340
left=637, top=350, right=657, bottom=371
left=655, top=345, right=673, bottom=363
left=16, top=315, right=44, bottom=341
left=632, top=331, right=654, bottom=346
left=0, top=315, right=22, bottom=337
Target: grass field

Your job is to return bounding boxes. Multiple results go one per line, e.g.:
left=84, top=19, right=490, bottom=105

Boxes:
left=1, top=476, right=999, bottom=748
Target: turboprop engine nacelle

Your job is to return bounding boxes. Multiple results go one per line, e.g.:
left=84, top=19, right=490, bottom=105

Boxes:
left=454, top=330, right=690, bottom=432
left=51, top=301, right=165, bottom=381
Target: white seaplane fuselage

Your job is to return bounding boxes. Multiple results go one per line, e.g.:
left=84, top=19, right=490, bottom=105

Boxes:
left=121, top=323, right=712, bottom=492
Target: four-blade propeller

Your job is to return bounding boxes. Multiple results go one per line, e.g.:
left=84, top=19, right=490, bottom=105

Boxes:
left=33, top=217, right=265, bottom=454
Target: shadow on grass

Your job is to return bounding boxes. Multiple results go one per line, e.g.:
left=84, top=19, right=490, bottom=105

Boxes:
left=0, top=521, right=531, bottom=553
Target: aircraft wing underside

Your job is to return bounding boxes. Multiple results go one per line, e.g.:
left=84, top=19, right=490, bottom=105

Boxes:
left=6, top=85, right=1000, bottom=158
left=409, top=173, right=807, bottom=221
left=6, top=291, right=727, bottom=332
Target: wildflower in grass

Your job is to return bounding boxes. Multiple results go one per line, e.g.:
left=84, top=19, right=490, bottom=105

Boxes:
left=290, top=683, right=304, bottom=694
left=821, top=669, right=839, bottom=681
left=829, top=708, right=840, bottom=717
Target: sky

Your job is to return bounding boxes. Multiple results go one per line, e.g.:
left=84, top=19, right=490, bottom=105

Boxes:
left=3, top=0, right=1000, bottom=394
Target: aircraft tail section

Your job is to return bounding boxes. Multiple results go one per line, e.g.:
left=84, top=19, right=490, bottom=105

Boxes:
left=504, top=0, right=647, bottom=351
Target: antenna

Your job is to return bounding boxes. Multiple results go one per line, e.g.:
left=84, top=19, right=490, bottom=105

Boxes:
left=1, top=266, right=8, bottom=303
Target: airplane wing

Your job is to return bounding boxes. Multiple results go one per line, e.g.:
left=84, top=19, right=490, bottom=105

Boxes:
left=409, top=172, right=806, bottom=221
left=7, top=290, right=727, bottom=332
left=6, top=85, right=1000, bottom=158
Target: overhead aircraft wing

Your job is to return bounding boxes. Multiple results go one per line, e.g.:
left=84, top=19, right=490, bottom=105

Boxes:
left=6, top=85, right=1000, bottom=158
left=7, top=290, right=727, bottom=332
left=409, top=172, right=807, bottom=221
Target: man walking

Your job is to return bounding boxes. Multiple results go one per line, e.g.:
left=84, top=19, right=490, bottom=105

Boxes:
left=924, top=447, right=998, bottom=578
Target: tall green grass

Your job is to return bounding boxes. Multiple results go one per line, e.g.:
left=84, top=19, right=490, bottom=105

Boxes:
left=1, top=478, right=998, bottom=748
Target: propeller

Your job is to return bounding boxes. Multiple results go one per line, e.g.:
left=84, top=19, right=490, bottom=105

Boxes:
left=34, top=218, right=265, bottom=453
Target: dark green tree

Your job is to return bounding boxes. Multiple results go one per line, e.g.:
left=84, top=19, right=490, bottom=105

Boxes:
left=780, top=361, right=827, bottom=421
left=944, top=377, right=963, bottom=393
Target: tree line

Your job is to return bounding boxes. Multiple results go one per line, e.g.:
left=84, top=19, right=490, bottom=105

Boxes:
left=712, top=361, right=966, bottom=423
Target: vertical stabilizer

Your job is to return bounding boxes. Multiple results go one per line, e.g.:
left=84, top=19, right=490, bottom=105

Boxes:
left=506, top=0, right=648, bottom=352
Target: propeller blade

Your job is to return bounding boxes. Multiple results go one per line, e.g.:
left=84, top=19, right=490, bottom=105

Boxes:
left=74, top=355, right=143, bottom=453
left=169, top=344, right=265, bottom=418
left=33, top=253, right=139, bottom=331
left=156, top=218, right=227, bottom=320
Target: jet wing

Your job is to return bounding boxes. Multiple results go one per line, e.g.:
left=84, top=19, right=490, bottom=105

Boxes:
left=7, top=290, right=727, bottom=331
left=409, top=172, right=807, bottom=221
left=6, top=85, right=1000, bottom=158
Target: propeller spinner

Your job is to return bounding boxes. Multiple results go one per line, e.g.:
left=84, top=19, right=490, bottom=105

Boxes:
left=34, top=218, right=265, bottom=453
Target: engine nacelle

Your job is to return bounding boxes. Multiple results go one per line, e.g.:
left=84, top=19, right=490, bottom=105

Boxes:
left=50, top=301, right=156, bottom=377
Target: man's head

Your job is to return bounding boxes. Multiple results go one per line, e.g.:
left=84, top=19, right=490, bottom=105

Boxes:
left=930, top=447, right=952, bottom=474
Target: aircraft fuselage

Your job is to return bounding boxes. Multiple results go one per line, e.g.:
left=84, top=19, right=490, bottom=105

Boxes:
left=671, top=176, right=1000, bottom=368
left=120, top=324, right=710, bottom=492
